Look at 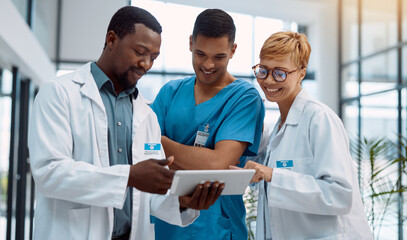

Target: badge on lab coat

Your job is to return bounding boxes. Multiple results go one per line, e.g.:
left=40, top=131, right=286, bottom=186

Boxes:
left=276, top=160, right=293, bottom=171
left=144, top=143, right=161, bottom=155
left=194, top=123, right=210, bottom=147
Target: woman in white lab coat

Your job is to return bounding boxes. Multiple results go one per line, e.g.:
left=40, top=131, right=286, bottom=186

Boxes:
left=239, top=31, right=373, bottom=239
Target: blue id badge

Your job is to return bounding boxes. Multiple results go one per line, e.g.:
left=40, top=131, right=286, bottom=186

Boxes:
left=276, top=160, right=293, bottom=171
left=144, top=143, right=161, bottom=155
left=193, top=123, right=211, bottom=147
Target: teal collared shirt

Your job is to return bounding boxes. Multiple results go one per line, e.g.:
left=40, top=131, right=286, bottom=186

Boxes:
left=91, top=62, right=135, bottom=237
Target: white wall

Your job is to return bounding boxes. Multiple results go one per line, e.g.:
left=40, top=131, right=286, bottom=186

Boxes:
left=32, top=0, right=59, bottom=61
left=315, top=0, right=339, bottom=112
left=59, top=0, right=128, bottom=63
left=0, top=0, right=55, bottom=86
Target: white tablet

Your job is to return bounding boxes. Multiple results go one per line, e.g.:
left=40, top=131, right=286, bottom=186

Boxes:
left=169, top=169, right=255, bottom=196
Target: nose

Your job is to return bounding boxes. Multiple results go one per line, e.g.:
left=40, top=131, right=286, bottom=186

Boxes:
left=262, top=73, right=276, bottom=84
left=139, top=56, right=152, bottom=71
left=203, top=58, right=215, bottom=70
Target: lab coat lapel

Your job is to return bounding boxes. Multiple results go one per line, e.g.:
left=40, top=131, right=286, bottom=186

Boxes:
left=268, top=90, right=307, bottom=154
left=72, top=63, right=114, bottom=235
left=72, top=63, right=110, bottom=168
left=72, top=63, right=106, bottom=111
left=131, top=93, right=150, bottom=136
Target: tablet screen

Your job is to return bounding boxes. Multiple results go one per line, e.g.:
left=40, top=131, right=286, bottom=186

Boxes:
left=169, top=169, right=255, bottom=196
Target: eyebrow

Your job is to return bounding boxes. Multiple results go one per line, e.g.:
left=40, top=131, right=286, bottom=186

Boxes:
left=195, top=50, right=227, bottom=57
left=260, top=65, right=290, bottom=71
left=135, top=44, right=160, bottom=55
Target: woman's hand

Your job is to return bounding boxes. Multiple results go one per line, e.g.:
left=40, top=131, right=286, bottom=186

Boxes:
left=230, top=160, right=273, bottom=183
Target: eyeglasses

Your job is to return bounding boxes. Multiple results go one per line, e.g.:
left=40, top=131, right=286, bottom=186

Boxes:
left=252, top=64, right=302, bottom=82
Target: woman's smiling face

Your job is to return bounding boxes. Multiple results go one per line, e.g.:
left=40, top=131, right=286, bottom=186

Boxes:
left=257, top=57, right=305, bottom=106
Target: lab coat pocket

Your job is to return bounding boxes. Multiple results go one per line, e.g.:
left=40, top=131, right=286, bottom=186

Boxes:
left=69, top=207, right=91, bottom=240
left=292, top=156, right=313, bottom=174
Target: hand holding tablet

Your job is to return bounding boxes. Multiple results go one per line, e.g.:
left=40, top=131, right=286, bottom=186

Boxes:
left=170, top=169, right=256, bottom=196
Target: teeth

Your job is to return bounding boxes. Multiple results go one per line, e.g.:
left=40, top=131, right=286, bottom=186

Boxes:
left=202, top=69, right=214, bottom=74
left=266, top=88, right=279, bottom=92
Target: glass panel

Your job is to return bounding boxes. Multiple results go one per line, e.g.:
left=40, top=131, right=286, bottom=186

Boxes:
left=361, top=50, right=397, bottom=95
left=342, top=100, right=359, bottom=139
left=403, top=0, right=407, bottom=42
left=341, top=63, right=359, bottom=98
left=1, top=69, right=12, bottom=95
left=403, top=88, right=407, bottom=240
left=227, top=13, right=253, bottom=75
left=403, top=46, right=407, bottom=82
left=360, top=91, right=399, bottom=239
left=361, top=0, right=398, bottom=56
left=302, top=80, right=317, bottom=99
left=134, top=0, right=175, bottom=72
left=11, top=0, right=28, bottom=21
left=137, top=74, right=192, bottom=102
left=0, top=69, right=12, bottom=237
left=156, top=2, right=202, bottom=73
left=360, top=91, right=398, bottom=139
left=253, top=17, right=284, bottom=64
left=32, top=0, right=58, bottom=58
left=341, top=0, right=359, bottom=63
left=403, top=89, right=407, bottom=140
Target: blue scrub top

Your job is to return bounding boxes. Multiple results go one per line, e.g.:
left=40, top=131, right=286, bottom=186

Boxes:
left=151, top=76, right=265, bottom=240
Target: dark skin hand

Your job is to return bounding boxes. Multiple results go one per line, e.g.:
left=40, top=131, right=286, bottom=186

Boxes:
left=127, top=157, right=175, bottom=194
left=127, top=156, right=224, bottom=210
left=179, top=181, right=224, bottom=210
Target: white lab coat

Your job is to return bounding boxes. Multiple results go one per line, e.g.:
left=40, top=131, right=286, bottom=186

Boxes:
left=28, top=63, right=198, bottom=240
left=254, top=90, right=373, bottom=240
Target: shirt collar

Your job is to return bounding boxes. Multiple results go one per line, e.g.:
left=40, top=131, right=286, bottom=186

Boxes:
left=90, top=62, right=138, bottom=98
left=90, top=62, right=110, bottom=90
left=285, top=89, right=308, bottom=125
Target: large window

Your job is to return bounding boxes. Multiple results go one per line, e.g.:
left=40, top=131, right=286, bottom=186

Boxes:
left=0, top=69, right=12, bottom=238
left=130, top=0, right=315, bottom=129
left=340, top=0, right=407, bottom=238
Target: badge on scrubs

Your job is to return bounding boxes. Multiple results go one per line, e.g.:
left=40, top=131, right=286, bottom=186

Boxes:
left=193, top=123, right=210, bottom=147
left=276, top=160, right=293, bottom=171
left=144, top=143, right=161, bottom=155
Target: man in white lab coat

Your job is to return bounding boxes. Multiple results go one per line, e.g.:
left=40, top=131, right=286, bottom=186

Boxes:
left=28, top=6, right=223, bottom=240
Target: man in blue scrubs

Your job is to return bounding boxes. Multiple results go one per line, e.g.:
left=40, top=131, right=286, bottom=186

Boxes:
left=151, top=9, right=265, bottom=240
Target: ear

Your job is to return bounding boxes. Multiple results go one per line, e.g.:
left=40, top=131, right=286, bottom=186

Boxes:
left=298, top=68, right=307, bottom=83
left=105, top=31, right=117, bottom=49
left=189, top=35, right=193, bottom=52
left=229, top=43, right=237, bottom=59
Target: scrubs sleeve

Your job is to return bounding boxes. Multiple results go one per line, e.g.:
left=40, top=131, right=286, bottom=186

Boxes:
left=28, top=81, right=129, bottom=208
left=268, top=108, right=354, bottom=215
left=150, top=85, right=168, bottom=135
left=215, top=89, right=265, bottom=156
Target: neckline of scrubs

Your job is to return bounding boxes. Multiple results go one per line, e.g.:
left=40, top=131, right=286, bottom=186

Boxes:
left=192, top=77, right=240, bottom=107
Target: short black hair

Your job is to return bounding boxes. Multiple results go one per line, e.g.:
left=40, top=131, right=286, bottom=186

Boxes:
left=105, top=6, right=161, bottom=45
left=192, top=9, right=236, bottom=44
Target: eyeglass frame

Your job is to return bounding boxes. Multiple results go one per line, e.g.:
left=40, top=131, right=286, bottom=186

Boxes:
left=252, top=64, right=303, bottom=82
